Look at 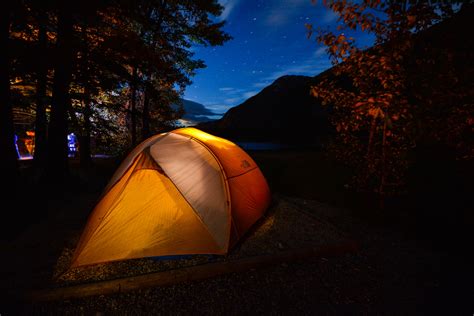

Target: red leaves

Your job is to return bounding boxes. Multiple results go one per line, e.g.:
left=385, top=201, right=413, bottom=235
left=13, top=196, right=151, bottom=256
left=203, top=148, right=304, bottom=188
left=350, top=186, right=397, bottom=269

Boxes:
left=336, top=34, right=346, bottom=44
left=308, top=0, right=466, bottom=194
left=407, top=15, right=416, bottom=27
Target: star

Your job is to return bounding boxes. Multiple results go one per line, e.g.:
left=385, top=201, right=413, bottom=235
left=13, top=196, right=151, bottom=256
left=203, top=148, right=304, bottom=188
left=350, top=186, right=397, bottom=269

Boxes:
left=183, top=0, right=362, bottom=114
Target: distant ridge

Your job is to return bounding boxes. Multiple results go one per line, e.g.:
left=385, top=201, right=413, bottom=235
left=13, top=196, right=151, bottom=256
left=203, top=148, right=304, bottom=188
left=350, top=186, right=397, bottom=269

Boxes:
left=199, top=4, right=473, bottom=143
left=179, top=99, right=220, bottom=125
left=198, top=74, right=332, bottom=142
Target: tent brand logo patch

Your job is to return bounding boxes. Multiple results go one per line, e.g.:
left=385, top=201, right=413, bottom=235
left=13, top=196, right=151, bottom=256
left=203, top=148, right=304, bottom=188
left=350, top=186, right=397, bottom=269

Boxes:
left=240, top=160, right=251, bottom=169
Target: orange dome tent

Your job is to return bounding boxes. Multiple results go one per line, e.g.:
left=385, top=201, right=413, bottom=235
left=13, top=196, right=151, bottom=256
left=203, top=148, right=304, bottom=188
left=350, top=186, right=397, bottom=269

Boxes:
left=71, top=128, right=271, bottom=267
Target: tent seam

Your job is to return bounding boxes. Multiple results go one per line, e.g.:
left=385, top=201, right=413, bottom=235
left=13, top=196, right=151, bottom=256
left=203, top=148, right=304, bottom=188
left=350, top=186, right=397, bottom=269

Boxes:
left=226, top=166, right=258, bottom=180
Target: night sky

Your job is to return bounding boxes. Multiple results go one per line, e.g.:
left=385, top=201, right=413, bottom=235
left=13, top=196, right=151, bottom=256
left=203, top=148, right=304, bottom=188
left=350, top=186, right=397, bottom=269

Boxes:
left=184, top=0, right=375, bottom=117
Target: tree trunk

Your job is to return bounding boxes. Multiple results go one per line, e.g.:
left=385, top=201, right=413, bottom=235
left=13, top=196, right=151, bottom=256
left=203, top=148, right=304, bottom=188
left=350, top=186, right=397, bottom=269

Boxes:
left=47, top=5, right=74, bottom=182
left=80, top=89, right=92, bottom=167
left=130, top=67, right=138, bottom=146
left=79, top=27, right=92, bottom=168
left=363, top=114, right=378, bottom=188
left=379, top=118, right=388, bottom=209
left=0, top=5, right=18, bottom=197
left=142, top=84, right=151, bottom=140
left=34, top=10, right=48, bottom=168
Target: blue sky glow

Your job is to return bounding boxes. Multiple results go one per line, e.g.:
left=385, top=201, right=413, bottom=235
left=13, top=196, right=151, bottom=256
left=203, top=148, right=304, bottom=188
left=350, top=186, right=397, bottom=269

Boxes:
left=184, top=0, right=374, bottom=115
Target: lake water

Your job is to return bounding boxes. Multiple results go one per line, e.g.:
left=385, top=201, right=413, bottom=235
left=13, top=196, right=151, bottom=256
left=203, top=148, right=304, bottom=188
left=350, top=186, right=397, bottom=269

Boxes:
left=236, top=142, right=293, bottom=151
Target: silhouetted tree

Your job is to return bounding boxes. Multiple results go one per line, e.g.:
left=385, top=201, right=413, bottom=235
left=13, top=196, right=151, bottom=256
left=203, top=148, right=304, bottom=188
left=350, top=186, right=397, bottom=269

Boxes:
left=129, top=67, right=138, bottom=145
left=142, top=83, right=151, bottom=139
left=4, top=0, right=230, bottom=183
left=118, top=0, right=231, bottom=143
left=0, top=3, right=18, bottom=196
left=47, top=3, right=75, bottom=181
left=33, top=9, right=49, bottom=168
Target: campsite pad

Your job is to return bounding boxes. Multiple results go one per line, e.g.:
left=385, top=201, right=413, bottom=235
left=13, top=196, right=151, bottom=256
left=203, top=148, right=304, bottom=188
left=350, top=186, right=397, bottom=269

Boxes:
left=52, top=196, right=349, bottom=287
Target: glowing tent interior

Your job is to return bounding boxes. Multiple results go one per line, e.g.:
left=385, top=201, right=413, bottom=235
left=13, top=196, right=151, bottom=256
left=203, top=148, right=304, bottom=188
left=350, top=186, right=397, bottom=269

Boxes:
left=71, top=128, right=271, bottom=267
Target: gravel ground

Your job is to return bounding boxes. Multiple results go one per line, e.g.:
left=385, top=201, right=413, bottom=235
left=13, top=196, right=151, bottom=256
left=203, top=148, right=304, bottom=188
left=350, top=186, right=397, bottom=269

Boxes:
left=52, top=197, right=346, bottom=286
left=3, top=195, right=473, bottom=315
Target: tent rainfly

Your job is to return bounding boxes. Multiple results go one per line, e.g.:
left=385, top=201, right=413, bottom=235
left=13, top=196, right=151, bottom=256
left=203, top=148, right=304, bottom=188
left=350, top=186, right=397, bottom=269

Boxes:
left=71, top=128, right=271, bottom=267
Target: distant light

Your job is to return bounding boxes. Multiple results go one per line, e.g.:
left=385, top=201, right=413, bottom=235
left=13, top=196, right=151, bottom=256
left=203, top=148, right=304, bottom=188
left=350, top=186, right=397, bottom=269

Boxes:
left=67, top=133, right=78, bottom=157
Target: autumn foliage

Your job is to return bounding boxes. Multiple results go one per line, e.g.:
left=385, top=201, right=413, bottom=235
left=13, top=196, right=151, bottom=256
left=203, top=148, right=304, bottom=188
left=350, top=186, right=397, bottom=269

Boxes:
left=308, top=1, right=473, bottom=195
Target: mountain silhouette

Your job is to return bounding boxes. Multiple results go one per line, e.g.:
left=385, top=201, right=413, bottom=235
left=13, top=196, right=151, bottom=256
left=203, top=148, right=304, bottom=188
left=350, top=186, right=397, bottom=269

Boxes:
left=178, top=99, right=220, bottom=125
left=200, top=4, right=473, bottom=143
left=199, top=75, right=332, bottom=142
